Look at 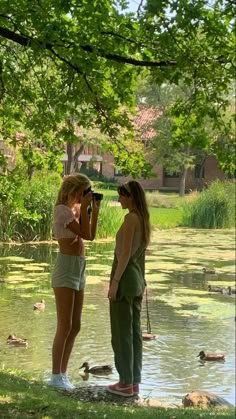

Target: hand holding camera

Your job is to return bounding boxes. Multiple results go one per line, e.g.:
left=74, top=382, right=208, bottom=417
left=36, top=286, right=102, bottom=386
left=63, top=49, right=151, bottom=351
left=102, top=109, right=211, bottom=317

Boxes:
left=83, top=187, right=103, bottom=202
left=83, top=186, right=103, bottom=215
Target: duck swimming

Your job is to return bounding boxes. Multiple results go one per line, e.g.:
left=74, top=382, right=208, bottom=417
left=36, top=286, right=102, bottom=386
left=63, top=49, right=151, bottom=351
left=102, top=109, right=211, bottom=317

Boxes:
left=203, top=268, right=216, bottom=274
left=197, top=350, right=225, bottom=361
left=208, top=285, right=224, bottom=293
left=142, top=333, right=157, bottom=341
left=79, top=362, right=112, bottom=375
left=33, top=299, right=45, bottom=311
left=7, top=335, right=28, bottom=347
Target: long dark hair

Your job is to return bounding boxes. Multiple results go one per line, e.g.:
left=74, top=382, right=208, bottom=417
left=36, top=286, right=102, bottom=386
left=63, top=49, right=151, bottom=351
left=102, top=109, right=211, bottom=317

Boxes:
left=118, top=181, right=151, bottom=248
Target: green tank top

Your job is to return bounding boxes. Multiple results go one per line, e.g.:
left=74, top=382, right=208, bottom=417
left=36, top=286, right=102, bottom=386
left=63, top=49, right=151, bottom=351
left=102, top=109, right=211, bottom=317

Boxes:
left=110, top=246, right=146, bottom=298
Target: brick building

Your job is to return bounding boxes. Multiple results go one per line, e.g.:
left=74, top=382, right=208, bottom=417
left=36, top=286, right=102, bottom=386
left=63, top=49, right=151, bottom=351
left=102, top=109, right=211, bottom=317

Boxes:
left=61, top=106, right=227, bottom=191
left=1, top=105, right=228, bottom=191
left=0, top=140, right=15, bottom=170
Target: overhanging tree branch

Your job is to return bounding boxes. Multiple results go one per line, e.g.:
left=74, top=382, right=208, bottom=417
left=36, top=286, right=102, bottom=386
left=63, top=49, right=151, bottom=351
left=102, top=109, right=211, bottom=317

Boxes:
left=0, top=26, right=176, bottom=67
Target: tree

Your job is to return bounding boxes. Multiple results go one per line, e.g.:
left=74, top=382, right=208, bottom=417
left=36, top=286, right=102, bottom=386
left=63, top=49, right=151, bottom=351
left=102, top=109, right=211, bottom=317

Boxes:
left=0, top=0, right=234, bottom=176
left=137, top=79, right=235, bottom=195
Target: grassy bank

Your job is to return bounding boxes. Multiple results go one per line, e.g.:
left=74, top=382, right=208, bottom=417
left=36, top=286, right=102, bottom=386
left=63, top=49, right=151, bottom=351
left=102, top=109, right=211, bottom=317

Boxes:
left=100, top=189, right=183, bottom=231
left=0, top=370, right=234, bottom=419
left=149, top=207, right=183, bottom=228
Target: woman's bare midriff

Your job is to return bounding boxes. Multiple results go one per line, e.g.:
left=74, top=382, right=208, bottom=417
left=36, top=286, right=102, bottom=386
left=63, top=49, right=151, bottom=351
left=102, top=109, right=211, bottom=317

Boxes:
left=58, top=237, right=85, bottom=257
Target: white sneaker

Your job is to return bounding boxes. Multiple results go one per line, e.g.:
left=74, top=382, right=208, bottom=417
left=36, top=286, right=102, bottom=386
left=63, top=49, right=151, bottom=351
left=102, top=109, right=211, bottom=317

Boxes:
left=48, top=374, right=64, bottom=389
left=48, top=374, right=74, bottom=390
left=61, top=374, right=75, bottom=390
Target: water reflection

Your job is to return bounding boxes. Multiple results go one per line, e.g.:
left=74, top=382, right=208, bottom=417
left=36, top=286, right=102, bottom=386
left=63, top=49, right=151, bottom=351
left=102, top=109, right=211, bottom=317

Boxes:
left=0, top=229, right=235, bottom=405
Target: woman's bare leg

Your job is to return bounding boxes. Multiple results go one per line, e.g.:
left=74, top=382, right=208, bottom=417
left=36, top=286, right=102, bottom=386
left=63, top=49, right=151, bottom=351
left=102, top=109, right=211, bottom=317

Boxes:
left=61, top=289, right=84, bottom=373
left=52, top=287, right=75, bottom=374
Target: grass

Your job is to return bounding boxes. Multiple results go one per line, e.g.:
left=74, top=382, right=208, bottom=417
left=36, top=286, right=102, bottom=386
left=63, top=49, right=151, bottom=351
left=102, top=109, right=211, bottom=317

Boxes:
left=149, top=207, right=183, bottom=228
left=0, top=370, right=234, bottom=419
left=98, top=189, right=184, bottom=230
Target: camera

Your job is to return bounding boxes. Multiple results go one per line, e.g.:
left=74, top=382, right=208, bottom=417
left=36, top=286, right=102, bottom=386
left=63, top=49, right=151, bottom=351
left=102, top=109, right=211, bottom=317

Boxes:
left=92, top=192, right=103, bottom=201
left=83, top=186, right=103, bottom=201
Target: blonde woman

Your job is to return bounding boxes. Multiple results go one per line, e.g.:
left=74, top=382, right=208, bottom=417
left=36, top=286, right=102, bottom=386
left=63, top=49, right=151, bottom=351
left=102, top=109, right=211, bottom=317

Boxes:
left=107, top=180, right=151, bottom=397
left=49, top=173, right=101, bottom=390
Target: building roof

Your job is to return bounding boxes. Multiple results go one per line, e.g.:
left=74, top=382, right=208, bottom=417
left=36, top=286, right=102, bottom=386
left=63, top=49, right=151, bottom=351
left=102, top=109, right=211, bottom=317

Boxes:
left=133, top=105, right=160, bottom=141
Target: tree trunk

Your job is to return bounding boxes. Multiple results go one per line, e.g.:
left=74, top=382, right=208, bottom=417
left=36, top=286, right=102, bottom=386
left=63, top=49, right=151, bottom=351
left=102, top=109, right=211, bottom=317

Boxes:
left=65, top=142, right=85, bottom=174
left=27, top=165, right=34, bottom=180
left=179, top=167, right=188, bottom=196
left=73, top=144, right=85, bottom=172
left=197, top=157, right=206, bottom=191
left=65, top=142, right=74, bottom=174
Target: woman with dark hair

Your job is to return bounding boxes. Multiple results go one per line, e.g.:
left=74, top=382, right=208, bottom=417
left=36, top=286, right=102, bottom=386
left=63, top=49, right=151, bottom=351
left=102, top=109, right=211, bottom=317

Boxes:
left=107, top=180, right=151, bottom=397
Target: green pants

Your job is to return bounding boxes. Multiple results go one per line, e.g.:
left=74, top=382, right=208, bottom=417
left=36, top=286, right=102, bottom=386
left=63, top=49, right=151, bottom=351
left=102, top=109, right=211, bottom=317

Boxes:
left=110, top=295, right=143, bottom=385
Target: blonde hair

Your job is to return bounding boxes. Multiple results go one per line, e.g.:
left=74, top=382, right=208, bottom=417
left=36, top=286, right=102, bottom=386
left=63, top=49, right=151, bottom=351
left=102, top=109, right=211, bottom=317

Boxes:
left=118, top=181, right=151, bottom=248
left=55, top=173, right=91, bottom=206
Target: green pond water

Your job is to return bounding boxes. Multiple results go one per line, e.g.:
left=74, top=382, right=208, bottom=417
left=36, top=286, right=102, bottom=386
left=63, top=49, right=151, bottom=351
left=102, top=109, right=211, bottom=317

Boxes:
left=0, top=228, right=235, bottom=406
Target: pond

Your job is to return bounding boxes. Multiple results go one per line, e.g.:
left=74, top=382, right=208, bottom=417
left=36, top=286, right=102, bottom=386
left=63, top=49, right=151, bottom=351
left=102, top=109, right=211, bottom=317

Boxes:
left=0, top=228, right=235, bottom=406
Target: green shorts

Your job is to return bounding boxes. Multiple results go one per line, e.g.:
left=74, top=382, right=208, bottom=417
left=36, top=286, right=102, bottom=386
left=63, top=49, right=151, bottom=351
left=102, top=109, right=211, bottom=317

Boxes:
left=51, top=253, right=86, bottom=291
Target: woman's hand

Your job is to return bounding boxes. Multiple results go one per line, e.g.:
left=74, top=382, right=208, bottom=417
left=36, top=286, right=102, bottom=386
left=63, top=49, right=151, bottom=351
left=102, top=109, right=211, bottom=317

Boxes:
left=108, top=281, right=119, bottom=301
left=92, top=197, right=101, bottom=212
left=80, top=191, right=92, bottom=208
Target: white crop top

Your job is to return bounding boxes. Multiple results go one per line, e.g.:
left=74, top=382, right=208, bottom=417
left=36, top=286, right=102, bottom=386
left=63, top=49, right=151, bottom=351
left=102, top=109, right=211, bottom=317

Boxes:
left=53, top=204, right=77, bottom=239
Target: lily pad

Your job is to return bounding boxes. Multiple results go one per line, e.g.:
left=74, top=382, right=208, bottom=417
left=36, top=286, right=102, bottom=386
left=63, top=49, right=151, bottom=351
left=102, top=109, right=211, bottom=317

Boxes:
left=22, top=266, right=45, bottom=271
left=83, top=304, right=98, bottom=310
left=85, top=276, right=102, bottom=285
left=207, top=280, right=235, bottom=286
left=87, top=264, right=111, bottom=271
left=6, top=283, right=38, bottom=290
left=0, top=256, right=33, bottom=262
left=5, top=276, right=37, bottom=283
left=146, top=273, right=170, bottom=282
left=174, top=288, right=208, bottom=295
left=147, top=283, right=167, bottom=290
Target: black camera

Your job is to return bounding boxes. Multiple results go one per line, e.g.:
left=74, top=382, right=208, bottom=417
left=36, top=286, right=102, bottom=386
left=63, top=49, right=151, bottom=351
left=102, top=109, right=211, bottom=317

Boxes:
left=92, top=192, right=103, bottom=201
left=83, top=186, right=103, bottom=201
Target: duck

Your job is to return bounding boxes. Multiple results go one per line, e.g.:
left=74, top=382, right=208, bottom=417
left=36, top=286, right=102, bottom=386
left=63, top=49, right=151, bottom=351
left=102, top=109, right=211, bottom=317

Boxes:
left=142, top=332, right=157, bottom=341
left=197, top=350, right=225, bottom=362
left=33, top=299, right=45, bottom=311
left=79, top=372, right=90, bottom=381
left=203, top=268, right=216, bottom=274
left=208, top=285, right=224, bottom=293
left=7, top=335, right=28, bottom=347
left=79, top=362, right=112, bottom=375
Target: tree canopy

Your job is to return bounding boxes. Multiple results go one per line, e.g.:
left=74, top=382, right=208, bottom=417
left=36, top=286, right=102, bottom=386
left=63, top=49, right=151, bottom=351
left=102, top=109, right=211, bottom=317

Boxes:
left=0, top=0, right=235, bottom=176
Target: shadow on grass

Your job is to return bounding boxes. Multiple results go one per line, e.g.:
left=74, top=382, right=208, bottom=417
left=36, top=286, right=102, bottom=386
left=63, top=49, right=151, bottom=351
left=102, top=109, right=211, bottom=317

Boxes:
left=0, top=371, right=235, bottom=419
left=0, top=371, right=84, bottom=418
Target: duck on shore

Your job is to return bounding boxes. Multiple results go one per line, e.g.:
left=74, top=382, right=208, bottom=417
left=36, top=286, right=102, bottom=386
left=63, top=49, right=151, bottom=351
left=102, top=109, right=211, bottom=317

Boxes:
left=7, top=335, right=28, bottom=347
left=197, top=350, right=225, bottom=362
left=79, top=362, right=112, bottom=375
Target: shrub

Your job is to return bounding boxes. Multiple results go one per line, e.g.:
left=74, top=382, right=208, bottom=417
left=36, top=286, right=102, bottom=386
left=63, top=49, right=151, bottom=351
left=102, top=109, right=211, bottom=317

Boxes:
left=182, top=180, right=235, bottom=228
left=96, top=198, right=124, bottom=238
left=15, top=171, right=61, bottom=241
left=0, top=166, right=35, bottom=241
left=146, top=191, right=173, bottom=208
